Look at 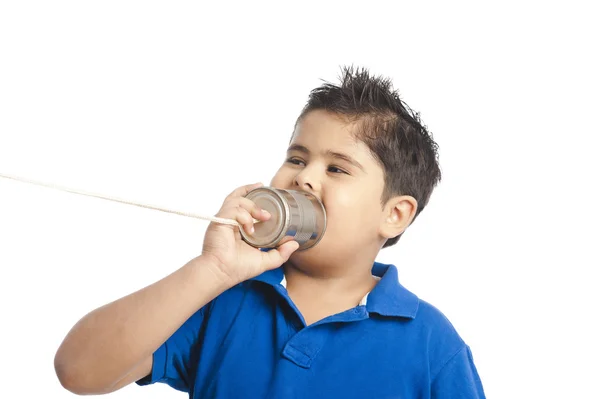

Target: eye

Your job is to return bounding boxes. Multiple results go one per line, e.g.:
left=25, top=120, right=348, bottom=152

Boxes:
left=286, top=157, right=305, bottom=166
left=328, top=166, right=348, bottom=174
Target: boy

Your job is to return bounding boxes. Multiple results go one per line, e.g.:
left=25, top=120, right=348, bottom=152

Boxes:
left=55, top=67, right=486, bottom=398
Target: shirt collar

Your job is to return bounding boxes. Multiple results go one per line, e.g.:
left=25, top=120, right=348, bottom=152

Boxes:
left=250, top=261, right=419, bottom=319
left=366, top=262, right=419, bottom=318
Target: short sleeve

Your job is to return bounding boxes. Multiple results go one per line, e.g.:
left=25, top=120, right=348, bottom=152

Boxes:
left=431, top=345, right=486, bottom=399
left=136, top=304, right=210, bottom=392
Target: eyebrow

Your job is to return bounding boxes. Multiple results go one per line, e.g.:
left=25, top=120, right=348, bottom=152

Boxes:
left=287, top=144, right=365, bottom=172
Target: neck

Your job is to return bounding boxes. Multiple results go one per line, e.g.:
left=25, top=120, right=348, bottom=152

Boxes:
left=282, top=257, right=378, bottom=305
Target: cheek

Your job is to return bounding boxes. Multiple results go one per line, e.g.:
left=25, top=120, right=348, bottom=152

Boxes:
left=269, top=167, right=289, bottom=187
left=323, top=193, right=363, bottom=232
left=325, top=190, right=373, bottom=217
left=325, top=192, right=381, bottom=235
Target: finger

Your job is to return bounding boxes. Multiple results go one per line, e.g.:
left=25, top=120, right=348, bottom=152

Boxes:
left=218, top=197, right=270, bottom=230
left=261, top=241, right=300, bottom=270
left=225, top=182, right=264, bottom=202
left=233, top=207, right=255, bottom=235
left=214, top=203, right=255, bottom=234
left=235, top=197, right=271, bottom=222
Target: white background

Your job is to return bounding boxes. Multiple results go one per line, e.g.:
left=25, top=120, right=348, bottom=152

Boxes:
left=1, top=1, right=598, bottom=398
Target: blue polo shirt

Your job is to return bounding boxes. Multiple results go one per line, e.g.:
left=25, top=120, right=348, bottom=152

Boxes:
left=137, top=262, right=485, bottom=398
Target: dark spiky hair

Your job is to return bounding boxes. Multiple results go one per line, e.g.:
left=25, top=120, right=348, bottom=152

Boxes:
left=297, top=66, right=441, bottom=248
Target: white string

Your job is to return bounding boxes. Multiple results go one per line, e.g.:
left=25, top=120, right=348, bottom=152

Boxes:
left=0, top=172, right=246, bottom=227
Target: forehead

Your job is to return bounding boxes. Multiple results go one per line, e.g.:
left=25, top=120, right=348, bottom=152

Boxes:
left=291, top=110, right=366, bottom=154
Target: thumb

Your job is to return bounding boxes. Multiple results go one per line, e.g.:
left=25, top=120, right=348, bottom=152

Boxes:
left=262, top=241, right=300, bottom=270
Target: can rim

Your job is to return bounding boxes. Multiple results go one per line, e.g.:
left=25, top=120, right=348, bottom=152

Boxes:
left=240, top=187, right=290, bottom=248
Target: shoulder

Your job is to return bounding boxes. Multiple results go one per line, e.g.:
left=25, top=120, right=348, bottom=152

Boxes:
left=372, top=262, right=465, bottom=347
left=411, top=298, right=468, bottom=376
left=414, top=298, right=463, bottom=339
left=414, top=301, right=486, bottom=396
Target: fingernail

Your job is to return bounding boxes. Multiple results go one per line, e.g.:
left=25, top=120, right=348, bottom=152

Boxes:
left=262, top=209, right=271, bottom=217
left=250, top=226, right=255, bottom=234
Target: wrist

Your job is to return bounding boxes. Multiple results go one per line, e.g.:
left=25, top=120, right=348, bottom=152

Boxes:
left=190, top=254, right=239, bottom=290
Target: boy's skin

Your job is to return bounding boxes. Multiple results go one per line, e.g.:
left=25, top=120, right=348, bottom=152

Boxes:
left=273, top=109, right=417, bottom=325
left=54, top=109, right=418, bottom=395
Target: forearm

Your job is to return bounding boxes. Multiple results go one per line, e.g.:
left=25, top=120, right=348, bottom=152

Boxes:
left=54, top=255, right=230, bottom=393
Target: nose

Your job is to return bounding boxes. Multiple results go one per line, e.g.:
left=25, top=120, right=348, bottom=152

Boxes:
left=293, top=167, right=320, bottom=194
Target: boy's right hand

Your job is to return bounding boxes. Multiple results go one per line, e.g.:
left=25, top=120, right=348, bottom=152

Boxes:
left=200, top=182, right=300, bottom=286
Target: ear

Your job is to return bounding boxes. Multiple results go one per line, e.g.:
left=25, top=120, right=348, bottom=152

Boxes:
left=379, top=195, right=418, bottom=239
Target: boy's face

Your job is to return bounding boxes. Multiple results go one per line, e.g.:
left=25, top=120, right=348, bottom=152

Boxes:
left=270, top=110, right=388, bottom=270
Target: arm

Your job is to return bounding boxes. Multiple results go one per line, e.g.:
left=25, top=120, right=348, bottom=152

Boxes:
left=54, top=182, right=299, bottom=395
left=54, top=255, right=229, bottom=395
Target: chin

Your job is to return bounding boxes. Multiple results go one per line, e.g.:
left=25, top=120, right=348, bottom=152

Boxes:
left=287, top=237, right=339, bottom=270
left=287, top=249, right=323, bottom=271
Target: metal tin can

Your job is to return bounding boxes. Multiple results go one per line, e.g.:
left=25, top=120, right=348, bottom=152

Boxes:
left=240, top=187, right=326, bottom=251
